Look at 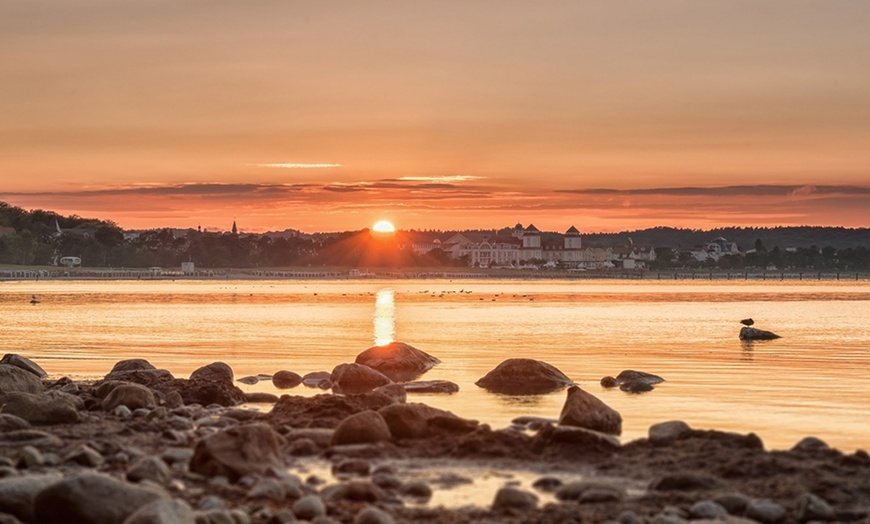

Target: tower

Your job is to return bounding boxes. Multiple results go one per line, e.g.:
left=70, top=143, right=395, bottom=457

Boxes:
left=231, top=218, right=238, bottom=236
left=564, top=225, right=582, bottom=249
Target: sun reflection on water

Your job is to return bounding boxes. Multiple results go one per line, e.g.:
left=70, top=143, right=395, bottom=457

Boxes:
left=373, top=288, right=395, bottom=346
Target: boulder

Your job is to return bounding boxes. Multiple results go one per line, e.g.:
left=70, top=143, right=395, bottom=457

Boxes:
left=272, top=370, right=303, bottom=389
left=0, top=365, right=43, bottom=395
left=649, top=420, right=691, bottom=444
left=174, top=378, right=246, bottom=407
left=189, top=423, right=285, bottom=482
left=123, top=498, right=196, bottom=524
left=102, top=384, right=156, bottom=411
left=535, top=424, right=621, bottom=451
left=126, top=456, right=172, bottom=486
left=739, top=327, right=781, bottom=340
left=476, top=358, right=573, bottom=395
left=332, top=410, right=392, bottom=446
left=34, top=473, right=166, bottom=524
left=0, top=354, right=47, bottom=378
left=331, top=363, right=393, bottom=395
left=401, top=380, right=459, bottom=394
left=355, top=341, right=441, bottom=382
left=378, top=403, right=452, bottom=440
left=189, top=361, right=234, bottom=383
left=0, top=414, right=30, bottom=432
left=492, top=487, right=538, bottom=510
left=0, top=391, right=79, bottom=425
left=302, top=371, right=332, bottom=388
left=601, top=370, right=664, bottom=393
left=0, top=472, right=63, bottom=522
left=558, top=386, right=622, bottom=436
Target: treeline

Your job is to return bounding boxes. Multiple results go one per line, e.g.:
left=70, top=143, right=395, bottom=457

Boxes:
left=584, top=226, right=870, bottom=250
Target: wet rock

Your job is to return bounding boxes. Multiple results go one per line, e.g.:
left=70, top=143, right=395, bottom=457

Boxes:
left=34, top=473, right=166, bottom=524
left=64, top=444, right=104, bottom=468
left=322, top=481, right=384, bottom=503
left=291, top=495, right=326, bottom=520
left=399, top=481, right=432, bottom=501
left=0, top=365, right=43, bottom=395
left=272, top=371, right=303, bottom=389
left=371, top=472, right=402, bottom=490
left=332, top=458, right=371, bottom=477
left=401, top=380, right=459, bottom=394
left=0, top=391, right=79, bottom=425
left=739, top=326, right=781, bottom=340
left=745, top=499, right=786, bottom=523
left=791, top=436, right=830, bottom=453
left=616, top=369, right=664, bottom=385
left=189, top=423, right=285, bottom=482
left=371, top=383, right=406, bottom=404
left=353, top=506, right=395, bottom=524
left=123, top=498, right=196, bottom=524
left=714, top=493, right=751, bottom=515
left=17, top=446, right=43, bottom=468
left=302, top=371, right=332, bottom=388
left=650, top=473, right=719, bottom=491
left=248, top=478, right=286, bottom=500
left=475, top=358, right=573, bottom=395
left=189, top=362, right=234, bottom=384
left=531, top=476, right=563, bottom=493
left=536, top=424, right=621, bottom=450
left=127, top=456, right=172, bottom=486
left=649, top=420, right=691, bottom=445
left=0, top=414, right=30, bottom=432
left=600, top=376, right=619, bottom=388
left=245, top=392, right=280, bottom=403
left=331, top=363, right=393, bottom=395
left=796, top=493, right=835, bottom=522
left=175, top=378, right=246, bottom=407
left=0, top=472, right=62, bottom=522
left=378, top=403, right=451, bottom=440
left=0, top=429, right=61, bottom=448
left=0, top=354, right=47, bottom=378
left=556, top=481, right=625, bottom=502
left=492, top=487, right=538, bottom=510
left=355, top=341, right=441, bottom=382
left=558, top=386, right=622, bottom=435
left=107, top=359, right=156, bottom=376
left=237, top=375, right=260, bottom=385
left=331, top=410, right=391, bottom=446
left=103, top=383, right=157, bottom=411
left=689, top=500, right=728, bottom=519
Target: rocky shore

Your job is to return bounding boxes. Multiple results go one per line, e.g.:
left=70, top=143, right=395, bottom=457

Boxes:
left=0, top=349, right=868, bottom=524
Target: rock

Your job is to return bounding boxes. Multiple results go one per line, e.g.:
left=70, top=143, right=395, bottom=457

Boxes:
left=267, top=509, right=297, bottom=523
left=0, top=391, right=79, bottom=425
left=558, top=386, right=622, bottom=435
left=291, top=495, right=326, bottom=520
left=189, top=423, right=285, bottom=482
left=331, top=363, right=393, bottom=395
left=0, top=365, right=43, bottom=395
left=535, top=424, right=621, bottom=450
left=248, top=478, right=286, bottom=500
left=791, top=436, right=830, bottom=453
left=322, top=481, right=383, bottom=503
left=378, top=403, right=452, bottom=440
left=34, top=473, right=166, bottom=524
left=0, top=472, right=63, bottom=522
left=189, top=362, right=234, bottom=383
left=332, top=458, right=371, bottom=477
left=650, top=473, right=719, bottom=491
left=616, top=369, right=664, bottom=385
left=556, top=481, right=625, bottom=502
left=331, top=410, right=392, bottom=446
left=796, top=493, right=835, bottom=522
left=1, top=430, right=61, bottom=448
left=600, top=376, right=619, bottom=388
left=108, top=359, right=157, bottom=375
left=272, top=371, right=303, bottom=389
left=745, top=499, right=786, bottom=523
left=103, top=384, right=157, bottom=411
left=371, top=383, right=407, bottom=404
left=401, top=380, right=459, bottom=394
left=492, top=487, right=538, bottom=510
left=714, top=493, right=751, bottom=515
left=127, top=456, right=172, bottom=486
left=0, top=354, right=46, bottom=378
left=353, top=506, right=394, bottom=524
left=64, top=445, right=104, bottom=468
left=371, top=472, right=402, bottom=490
left=739, top=326, right=781, bottom=340
left=122, top=498, right=196, bottom=524
left=302, top=371, right=332, bottom=388
left=0, top=414, right=30, bottom=432
left=175, top=378, right=246, bottom=407
left=237, top=375, right=260, bottom=385
left=475, top=358, right=573, bottom=395
left=649, top=420, right=691, bottom=444
left=245, top=392, right=280, bottom=403
left=399, top=481, right=432, bottom=501
left=164, top=391, right=184, bottom=408
left=354, top=341, right=441, bottom=382
left=531, top=477, right=563, bottom=493
left=689, top=500, right=728, bottom=519
left=17, top=446, right=43, bottom=468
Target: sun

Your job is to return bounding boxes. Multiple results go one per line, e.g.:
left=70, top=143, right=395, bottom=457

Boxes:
left=372, top=220, right=395, bottom=233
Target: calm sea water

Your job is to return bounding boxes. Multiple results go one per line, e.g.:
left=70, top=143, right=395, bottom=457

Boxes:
left=1, top=279, right=868, bottom=452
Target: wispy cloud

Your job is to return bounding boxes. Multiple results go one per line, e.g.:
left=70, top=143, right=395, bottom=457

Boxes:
left=556, top=185, right=870, bottom=197
left=394, top=176, right=484, bottom=183
left=251, top=163, right=342, bottom=169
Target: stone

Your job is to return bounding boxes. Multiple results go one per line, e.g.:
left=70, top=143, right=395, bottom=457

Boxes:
left=558, top=386, right=622, bottom=435
left=291, top=495, right=326, bottom=520
left=649, top=420, right=691, bottom=444
left=332, top=458, right=371, bottom=477
left=492, top=487, right=538, bottom=510
left=556, top=481, right=625, bottom=502
left=796, top=493, right=835, bottom=522
left=34, top=473, right=166, bottom=524
left=714, top=493, right=751, bottom=515
left=792, top=436, right=830, bottom=453
left=108, top=359, right=157, bottom=375
left=122, top=498, right=196, bottom=524
left=64, top=445, right=104, bottom=468
left=371, top=472, right=402, bottom=490
left=353, top=506, right=395, bottom=524
left=189, top=423, right=285, bottom=482
left=401, top=380, right=459, bottom=394
left=378, top=403, right=451, bottom=440
left=739, top=326, right=781, bottom=340
left=371, top=383, right=406, bottom=404
left=331, top=363, right=393, bottom=395
left=0, top=429, right=60, bottom=448
left=162, top=447, right=194, bottom=466
left=689, top=500, right=728, bottom=519
left=175, top=378, right=246, bottom=407
left=600, top=376, right=619, bottom=388
left=331, top=410, right=392, bottom=446
left=127, top=456, right=172, bottom=486
left=302, top=371, right=332, bottom=388
left=475, top=358, right=573, bottom=395
left=189, top=362, right=234, bottom=383
left=267, top=509, right=297, bottom=523
left=322, top=481, right=383, bottom=503
left=536, top=424, right=621, bottom=450
left=0, top=391, right=79, bottom=425
left=103, top=383, right=157, bottom=411
left=0, top=414, right=30, bottom=432
left=399, top=481, right=432, bottom=501
left=0, top=354, right=46, bottom=378
left=745, top=499, right=786, bottom=523
left=0, top=365, right=43, bottom=395
left=355, top=341, right=441, bottom=382
left=237, top=375, right=260, bottom=385
left=650, top=473, right=719, bottom=491
left=164, top=391, right=184, bottom=408
left=248, top=478, right=286, bottom=500
left=0, top=472, right=63, bottom=522
left=531, top=477, right=563, bottom=493
left=17, top=446, right=43, bottom=468
left=245, top=392, right=280, bottom=403
left=616, top=369, right=665, bottom=385
left=272, top=371, right=303, bottom=389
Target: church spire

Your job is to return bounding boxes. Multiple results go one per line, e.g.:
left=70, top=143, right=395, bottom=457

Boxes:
left=231, top=218, right=238, bottom=235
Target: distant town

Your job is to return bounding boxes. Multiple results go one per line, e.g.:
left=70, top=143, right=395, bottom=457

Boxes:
left=1, top=201, right=868, bottom=275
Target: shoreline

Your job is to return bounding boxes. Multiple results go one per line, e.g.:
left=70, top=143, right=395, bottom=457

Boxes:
left=0, top=355, right=868, bottom=523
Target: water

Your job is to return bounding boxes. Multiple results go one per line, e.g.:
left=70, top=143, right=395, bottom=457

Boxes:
left=2, top=279, right=868, bottom=452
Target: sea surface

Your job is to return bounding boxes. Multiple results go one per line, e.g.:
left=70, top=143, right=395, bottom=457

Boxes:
left=2, top=279, right=868, bottom=452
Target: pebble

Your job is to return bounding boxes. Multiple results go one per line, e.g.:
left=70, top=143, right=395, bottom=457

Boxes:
left=492, top=486, right=538, bottom=510
left=618, top=510, right=644, bottom=524
left=17, top=446, right=43, bottom=469
left=167, top=416, right=196, bottom=431
left=648, top=420, right=691, bottom=444
left=124, top=498, right=196, bottom=524
left=745, top=499, right=786, bottom=523
left=353, top=506, right=395, bottom=524
left=198, top=494, right=228, bottom=511
left=796, top=493, right=835, bottom=522
left=266, top=509, right=297, bottom=523
left=247, top=478, right=286, bottom=500
left=64, top=444, right=104, bottom=468
left=400, top=481, right=432, bottom=501
left=163, top=447, right=195, bottom=466
left=689, top=500, right=728, bottom=519
left=371, top=472, right=403, bottom=490
left=292, top=495, right=326, bottom=520
left=331, top=459, right=371, bottom=477
left=0, top=472, right=63, bottom=522
left=556, top=481, right=625, bottom=502
left=715, top=492, right=751, bottom=515
left=127, top=456, right=172, bottom=486
left=114, top=405, right=133, bottom=419
left=531, top=476, right=563, bottom=492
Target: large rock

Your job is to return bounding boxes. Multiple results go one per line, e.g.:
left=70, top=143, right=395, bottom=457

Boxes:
left=34, top=473, right=166, bottom=524
left=0, top=364, right=43, bottom=395
left=174, top=378, right=246, bottom=407
left=123, top=498, right=196, bottom=524
left=558, top=386, right=622, bottom=436
left=0, top=391, right=79, bottom=425
left=739, top=327, right=781, bottom=340
left=272, top=370, right=302, bottom=389
left=104, top=359, right=174, bottom=384
left=378, top=403, right=453, bottom=440
left=102, top=383, right=156, bottom=411
left=600, top=370, right=665, bottom=393
left=0, top=472, right=63, bottom=522
left=331, top=363, right=393, bottom=395
left=355, top=342, right=440, bottom=382
left=332, top=410, right=392, bottom=446
left=189, top=423, right=285, bottom=482
left=401, top=380, right=459, bottom=394
left=0, top=354, right=47, bottom=378
left=189, top=361, right=234, bottom=383
left=475, top=358, right=573, bottom=395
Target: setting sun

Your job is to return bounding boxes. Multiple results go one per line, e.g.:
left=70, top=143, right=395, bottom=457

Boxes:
left=372, top=220, right=395, bottom=233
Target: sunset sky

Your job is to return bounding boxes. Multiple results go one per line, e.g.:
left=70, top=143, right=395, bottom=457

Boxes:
left=1, top=1, right=869, bottom=233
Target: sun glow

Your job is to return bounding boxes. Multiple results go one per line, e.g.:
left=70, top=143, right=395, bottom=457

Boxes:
left=372, top=220, right=395, bottom=233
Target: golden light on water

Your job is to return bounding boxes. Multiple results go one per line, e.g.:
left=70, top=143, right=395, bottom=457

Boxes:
left=373, top=288, right=395, bottom=346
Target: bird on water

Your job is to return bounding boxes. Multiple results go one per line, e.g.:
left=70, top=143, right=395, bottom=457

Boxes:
left=740, top=318, right=754, bottom=326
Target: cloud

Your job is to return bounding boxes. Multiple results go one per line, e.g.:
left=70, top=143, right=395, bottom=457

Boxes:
left=251, top=163, right=342, bottom=169
left=556, top=185, right=870, bottom=197
left=394, top=176, right=485, bottom=183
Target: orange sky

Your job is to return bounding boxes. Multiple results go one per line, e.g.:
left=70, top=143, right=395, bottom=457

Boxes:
left=1, top=1, right=869, bottom=233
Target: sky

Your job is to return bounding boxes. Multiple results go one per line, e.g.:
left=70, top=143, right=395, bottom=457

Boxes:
left=1, top=1, right=869, bottom=233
